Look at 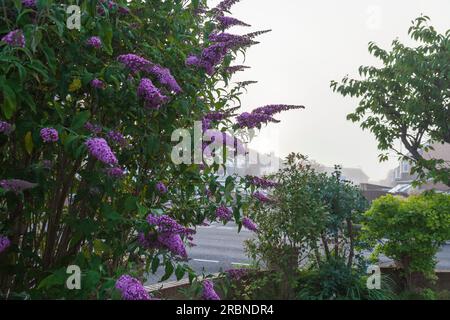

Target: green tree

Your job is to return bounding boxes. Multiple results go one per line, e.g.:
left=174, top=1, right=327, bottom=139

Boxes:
left=245, top=154, right=368, bottom=298
left=362, top=193, right=450, bottom=289
left=331, top=16, right=450, bottom=187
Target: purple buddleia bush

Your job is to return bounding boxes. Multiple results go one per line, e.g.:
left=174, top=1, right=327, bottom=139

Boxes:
left=0, top=0, right=304, bottom=300
left=115, top=275, right=151, bottom=300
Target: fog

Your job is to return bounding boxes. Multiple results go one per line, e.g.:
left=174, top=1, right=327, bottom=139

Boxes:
left=208, top=0, right=450, bottom=182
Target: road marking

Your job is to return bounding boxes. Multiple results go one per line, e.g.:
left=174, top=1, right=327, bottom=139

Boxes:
left=231, top=262, right=251, bottom=266
left=193, top=259, right=220, bottom=263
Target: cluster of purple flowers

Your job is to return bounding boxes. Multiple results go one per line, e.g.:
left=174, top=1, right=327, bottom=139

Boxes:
left=248, top=176, right=278, bottom=189
left=216, top=205, right=233, bottom=222
left=86, top=36, right=102, bottom=49
left=236, top=105, right=304, bottom=129
left=137, top=78, right=168, bottom=109
left=148, top=65, right=182, bottom=94
left=40, top=128, right=59, bottom=143
left=202, top=111, right=228, bottom=131
left=1, top=29, right=25, bottom=48
left=0, top=179, right=37, bottom=193
left=21, top=0, right=36, bottom=8
left=142, top=214, right=195, bottom=258
left=186, top=43, right=227, bottom=76
left=85, top=122, right=102, bottom=135
left=0, top=121, right=13, bottom=135
left=217, top=16, right=250, bottom=29
left=202, top=280, right=220, bottom=300
left=106, top=167, right=125, bottom=179
left=253, top=191, right=271, bottom=203
left=213, top=0, right=241, bottom=14
left=90, top=78, right=105, bottom=89
left=155, top=182, right=168, bottom=194
left=107, top=130, right=128, bottom=148
left=0, top=236, right=11, bottom=254
left=85, top=138, right=118, bottom=165
left=203, top=130, right=246, bottom=156
left=117, top=54, right=152, bottom=73
left=115, top=275, right=151, bottom=300
left=242, top=217, right=258, bottom=232
left=226, top=65, right=250, bottom=74
left=186, top=30, right=258, bottom=76
left=226, top=268, right=249, bottom=281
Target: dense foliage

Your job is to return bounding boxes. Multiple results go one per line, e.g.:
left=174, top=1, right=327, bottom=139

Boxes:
left=245, top=153, right=369, bottom=298
left=331, top=16, right=450, bottom=187
left=362, top=193, right=450, bottom=288
left=0, top=0, right=303, bottom=299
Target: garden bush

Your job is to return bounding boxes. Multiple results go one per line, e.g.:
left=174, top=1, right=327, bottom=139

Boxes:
left=362, top=193, right=450, bottom=289
left=0, top=0, right=303, bottom=299
left=295, top=258, right=395, bottom=300
left=245, top=153, right=369, bottom=299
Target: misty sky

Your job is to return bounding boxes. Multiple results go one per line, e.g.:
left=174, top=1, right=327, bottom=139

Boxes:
left=208, top=0, right=450, bottom=182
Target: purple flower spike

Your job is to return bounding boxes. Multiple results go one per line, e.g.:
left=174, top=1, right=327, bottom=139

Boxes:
left=253, top=191, right=271, bottom=203
left=236, top=105, right=305, bottom=129
left=143, top=214, right=193, bottom=258
left=214, top=0, right=241, bottom=13
left=90, top=78, right=105, bottom=89
left=107, top=130, right=128, bottom=148
left=226, top=268, right=249, bottom=281
left=0, top=236, right=11, bottom=254
left=1, top=29, right=25, bottom=48
left=106, top=167, right=125, bottom=178
left=202, top=280, right=220, bottom=300
left=85, top=138, right=118, bottom=165
left=40, top=128, right=59, bottom=143
left=85, top=122, right=102, bottom=135
left=0, top=121, right=13, bottom=135
left=0, top=179, right=37, bottom=193
left=226, top=65, right=250, bottom=74
left=217, top=16, right=251, bottom=29
left=248, top=176, right=278, bottom=189
left=117, top=54, right=152, bottom=73
left=216, top=205, right=233, bottom=222
left=242, top=217, right=258, bottom=232
left=137, top=78, right=167, bottom=109
left=155, top=182, right=168, bottom=194
left=86, top=36, right=102, bottom=49
left=148, top=65, right=182, bottom=94
left=158, top=232, right=187, bottom=258
left=115, top=275, right=151, bottom=300
left=21, top=0, right=36, bottom=8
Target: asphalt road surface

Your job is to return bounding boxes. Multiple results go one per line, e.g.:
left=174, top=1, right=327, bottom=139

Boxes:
left=146, top=222, right=254, bottom=284
left=146, top=222, right=450, bottom=285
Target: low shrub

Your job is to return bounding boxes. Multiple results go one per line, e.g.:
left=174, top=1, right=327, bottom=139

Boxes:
left=362, top=193, right=450, bottom=289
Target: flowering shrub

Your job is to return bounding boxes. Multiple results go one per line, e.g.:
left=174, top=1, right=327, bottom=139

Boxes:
left=0, top=0, right=302, bottom=299
left=245, top=153, right=368, bottom=298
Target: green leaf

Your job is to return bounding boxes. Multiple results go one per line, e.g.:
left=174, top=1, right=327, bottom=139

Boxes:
left=160, top=261, right=174, bottom=282
left=99, top=21, right=113, bottom=55
left=71, top=111, right=91, bottom=130
left=1, top=85, right=17, bottom=119
left=24, top=131, right=34, bottom=155
left=151, top=256, right=160, bottom=274
left=175, top=264, right=185, bottom=281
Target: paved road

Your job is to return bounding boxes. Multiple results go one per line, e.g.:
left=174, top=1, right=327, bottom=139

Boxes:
left=146, top=222, right=450, bottom=285
left=146, top=222, right=254, bottom=284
